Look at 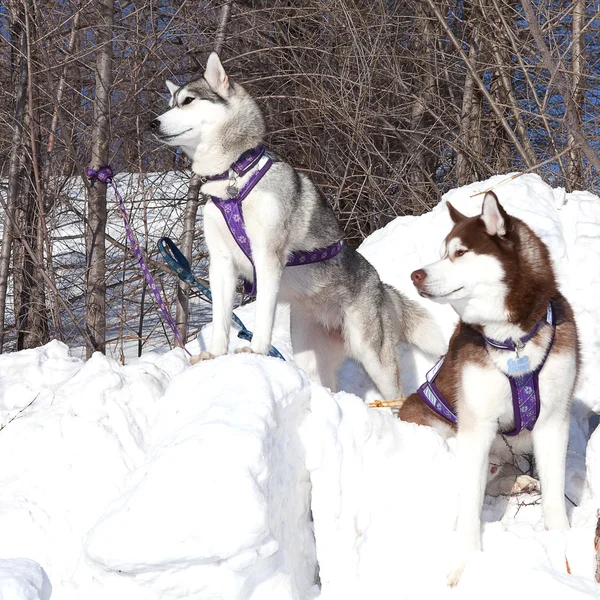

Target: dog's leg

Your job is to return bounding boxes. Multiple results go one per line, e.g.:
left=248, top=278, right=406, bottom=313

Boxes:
left=208, top=254, right=237, bottom=357
left=248, top=250, right=284, bottom=355
left=291, top=306, right=345, bottom=391
left=448, top=418, right=497, bottom=586
left=532, top=414, right=570, bottom=531
left=344, top=310, right=401, bottom=399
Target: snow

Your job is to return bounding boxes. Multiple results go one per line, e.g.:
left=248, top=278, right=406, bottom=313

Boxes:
left=0, top=559, right=50, bottom=600
left=2, top=173, right=600, bottom=599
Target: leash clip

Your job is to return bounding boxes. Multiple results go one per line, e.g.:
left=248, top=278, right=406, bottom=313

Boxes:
left=515, top=339, right=524, bottom=358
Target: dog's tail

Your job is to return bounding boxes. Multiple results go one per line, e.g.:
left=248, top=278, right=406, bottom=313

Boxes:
left=385, top=285, right=447, bottom=357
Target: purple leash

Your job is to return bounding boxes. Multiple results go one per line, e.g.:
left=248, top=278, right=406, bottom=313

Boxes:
left=86, top=166, right=192, bottom=355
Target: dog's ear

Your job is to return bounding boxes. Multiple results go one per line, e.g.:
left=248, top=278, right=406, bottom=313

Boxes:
left=204, top=52, right=230, bottom=96
left=446, top=201, right=467, bottom=224
left=481, top=191, right=509, bottom=237
left=165, top=80, right=180, bottom=96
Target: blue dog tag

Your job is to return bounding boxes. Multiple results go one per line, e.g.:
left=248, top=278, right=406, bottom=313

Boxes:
left=507, top=355, right=531, bottom=375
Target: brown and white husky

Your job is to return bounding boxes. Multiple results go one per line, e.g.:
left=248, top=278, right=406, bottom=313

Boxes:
left=399, top=191, right=579, bottom=585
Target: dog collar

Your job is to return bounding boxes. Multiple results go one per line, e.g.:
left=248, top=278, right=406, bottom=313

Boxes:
left=205, top=145, right=266, bottom=182
left=481, top=304, right=553, bottom=352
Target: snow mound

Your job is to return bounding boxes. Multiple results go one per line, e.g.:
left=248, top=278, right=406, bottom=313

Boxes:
left=304, top=385, right=598, bottom=600
left=84, top=354, right=317, bottom=600
left=0, top=559, right=50, bottom=600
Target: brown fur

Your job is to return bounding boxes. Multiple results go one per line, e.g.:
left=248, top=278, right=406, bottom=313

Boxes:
left=399, top=194, right=580, bottom=429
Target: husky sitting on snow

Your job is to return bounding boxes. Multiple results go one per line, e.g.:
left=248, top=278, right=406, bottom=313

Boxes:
left=399, top=191, right=579, bottom=585
left=151, top=52, right=445, bottom=398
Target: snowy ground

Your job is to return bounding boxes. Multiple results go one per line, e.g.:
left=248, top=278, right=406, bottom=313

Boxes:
left=2, top=173, right=600, bottom=599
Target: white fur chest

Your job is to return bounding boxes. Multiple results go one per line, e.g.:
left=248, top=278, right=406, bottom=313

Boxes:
left=459, top=327, right=575, bottom=439
left=201, top=170, right=286, bottom=284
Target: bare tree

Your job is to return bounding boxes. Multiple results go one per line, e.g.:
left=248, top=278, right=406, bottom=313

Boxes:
left=567, top=0, right=586, bottom=190
left=85, top=0, right=114, bottom=358
left=0, top=0, right=27, bottom=352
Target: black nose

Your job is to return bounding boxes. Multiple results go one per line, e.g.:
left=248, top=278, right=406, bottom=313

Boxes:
left=149, top=118, right=159, bottom=130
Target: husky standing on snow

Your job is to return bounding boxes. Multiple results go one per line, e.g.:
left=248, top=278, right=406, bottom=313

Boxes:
left=399, top=191, right=579, bottom=585
left=151, top=52, right=445, bottom=398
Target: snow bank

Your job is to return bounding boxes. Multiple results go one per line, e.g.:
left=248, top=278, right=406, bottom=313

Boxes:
left=0, top=559, right=50, bottom=600
left=83, top=354, right=317, bottom=600
left=0, top=343, right=316, bottom=599
left=2, top=173, right=600, bottom=599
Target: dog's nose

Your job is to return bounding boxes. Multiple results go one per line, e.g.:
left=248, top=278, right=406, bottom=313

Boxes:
left=149, top=118, right=159, bottom=131
left=411, top=269, right=427, bottom=286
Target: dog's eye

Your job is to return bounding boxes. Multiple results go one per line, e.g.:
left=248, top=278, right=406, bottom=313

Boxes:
left=456, top=248, right=468, bottom=257
left=182, top=97, right=195, bottom=106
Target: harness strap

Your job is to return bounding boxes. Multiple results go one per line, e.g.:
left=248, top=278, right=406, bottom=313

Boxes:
left=503, top=303, right=556, bottom=436
left=417, top=357, right=457, bottom=425
left=481, top=304, right=552, bottom=351
left=417, top=303, right=556, bottom=435
left=210, top=149, right=344, bottom=297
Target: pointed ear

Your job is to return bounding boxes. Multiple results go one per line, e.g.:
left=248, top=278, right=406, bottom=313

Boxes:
left=446, top=201, right=467, bottom=224
left=480, top=191, right=509, bottom=237
left=165, top=80, right=180, bottom=96
left=204, top=52, right=230, bottom=95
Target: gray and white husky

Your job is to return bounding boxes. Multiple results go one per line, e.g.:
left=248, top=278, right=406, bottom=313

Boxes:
left=151, top=52, right=445, bottom=398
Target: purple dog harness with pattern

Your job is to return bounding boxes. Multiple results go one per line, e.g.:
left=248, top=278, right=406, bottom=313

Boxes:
left=207, top=145, right=343, bottom=296
left=417, top=303, right=556, bottom=436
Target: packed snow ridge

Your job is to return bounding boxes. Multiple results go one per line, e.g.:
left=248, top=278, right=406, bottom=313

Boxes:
left=2, top=174, right=600, bottom=599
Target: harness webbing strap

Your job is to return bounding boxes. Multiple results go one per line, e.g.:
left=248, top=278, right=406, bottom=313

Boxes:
left=503, top=303, right=556, bottom=435
left=417, top=357, right=457, bottom=425
left=209, top=147, right=344, bottom=297
left=417, top=303, right=556, bottom=435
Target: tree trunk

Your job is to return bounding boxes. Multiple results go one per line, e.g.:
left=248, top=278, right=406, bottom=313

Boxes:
left=17, top=1, right=49, bottom=350
left=85, top=0, right=114, bottom=358
left=456, top=27, right=478, bottom=186
left=175, top=175, right=201, bottom=346
left=0, top=3, right=27, bottom=352
left=174, top=1, right=232, bottom=348
left=408, top=2, right=437, bottom=207
left=567, top=0, right=585, bottom=191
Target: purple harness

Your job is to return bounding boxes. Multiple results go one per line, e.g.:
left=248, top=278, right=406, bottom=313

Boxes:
left=418, top=303, right=556, bottom=436
left=207, top=145, right=343, bottom=296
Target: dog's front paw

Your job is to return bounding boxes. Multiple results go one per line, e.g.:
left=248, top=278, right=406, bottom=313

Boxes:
left=446, top=562, right=466, bottom=588
left=447, top=542, right=478, bottom=587
left=190, top=351, right=216, bottom=365
left=234, top=346, right=255, bottom=355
